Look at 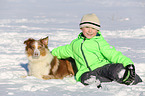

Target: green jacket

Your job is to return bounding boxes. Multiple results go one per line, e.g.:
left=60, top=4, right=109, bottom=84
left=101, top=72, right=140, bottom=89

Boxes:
left=51, top=31, right=134, bottom=82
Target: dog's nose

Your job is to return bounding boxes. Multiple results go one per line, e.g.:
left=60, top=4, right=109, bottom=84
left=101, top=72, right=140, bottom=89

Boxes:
left=34, top=52, right=39, bottom=56
left=33, top=49, right=40, bottom=59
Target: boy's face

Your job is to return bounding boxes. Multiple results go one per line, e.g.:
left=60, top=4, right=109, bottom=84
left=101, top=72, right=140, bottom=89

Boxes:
left=81, top=27, right=99, bottom=39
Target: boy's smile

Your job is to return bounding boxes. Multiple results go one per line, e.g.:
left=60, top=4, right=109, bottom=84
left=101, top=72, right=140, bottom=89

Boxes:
left=81, top=27, right=99, bottom=39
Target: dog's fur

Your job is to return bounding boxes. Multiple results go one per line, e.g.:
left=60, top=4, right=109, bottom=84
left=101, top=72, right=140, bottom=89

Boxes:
left=24, top=36, right=74, bottom=80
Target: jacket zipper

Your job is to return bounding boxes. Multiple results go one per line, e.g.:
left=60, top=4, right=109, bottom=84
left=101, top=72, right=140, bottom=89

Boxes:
left=81, top=38, right=92, bottom=71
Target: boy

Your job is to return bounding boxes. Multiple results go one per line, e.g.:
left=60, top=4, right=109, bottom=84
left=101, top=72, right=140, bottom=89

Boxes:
left=51, top=13, right=142, bottom=88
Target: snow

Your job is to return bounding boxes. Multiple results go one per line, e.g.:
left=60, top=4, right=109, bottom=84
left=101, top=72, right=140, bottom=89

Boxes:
left=0, top=0, right=145, bottom=96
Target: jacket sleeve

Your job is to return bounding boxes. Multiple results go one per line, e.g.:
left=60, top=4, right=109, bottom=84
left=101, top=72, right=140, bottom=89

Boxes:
left=99, top=40, right=134, bottom=67
left=51, top=42, right=73, bottom=59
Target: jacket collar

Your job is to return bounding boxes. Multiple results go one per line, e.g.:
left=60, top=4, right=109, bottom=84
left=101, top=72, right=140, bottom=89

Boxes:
left=78, top=31, right=102, bottom=40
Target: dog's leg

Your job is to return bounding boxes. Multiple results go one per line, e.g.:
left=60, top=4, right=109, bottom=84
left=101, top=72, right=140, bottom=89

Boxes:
left=20, top=75, right=27, bottom=78
left=66, top=60, right=74, bottom=75
left=28, top=64, right=32, bottom=76
left=21, top=65, right=31, bottom=79
left=42, top=75, right=55, bottom=80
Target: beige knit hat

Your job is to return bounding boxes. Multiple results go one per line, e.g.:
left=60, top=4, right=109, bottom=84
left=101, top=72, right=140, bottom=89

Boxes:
left=79, top=13, right=101, bottom=30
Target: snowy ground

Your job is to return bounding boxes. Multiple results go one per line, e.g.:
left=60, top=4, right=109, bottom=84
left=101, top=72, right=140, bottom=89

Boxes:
left=0, top=0, right=145, bottom=96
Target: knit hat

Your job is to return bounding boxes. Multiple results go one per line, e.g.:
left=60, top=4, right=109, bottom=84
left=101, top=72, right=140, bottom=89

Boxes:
left=79, top=13, right=101, bottom=30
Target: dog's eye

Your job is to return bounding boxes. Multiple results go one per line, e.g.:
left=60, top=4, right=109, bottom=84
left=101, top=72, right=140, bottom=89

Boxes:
left=31, top=45, right=35, bottom=49
left=38, top=47, right=42, bottom=49
left=38, top=45, right=42, bottom=49
left=31, top=46, right=35, bottom=49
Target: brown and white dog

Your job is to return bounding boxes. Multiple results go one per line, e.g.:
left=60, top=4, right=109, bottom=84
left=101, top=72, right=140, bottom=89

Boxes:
left=24, top=36, right=74, bottom=80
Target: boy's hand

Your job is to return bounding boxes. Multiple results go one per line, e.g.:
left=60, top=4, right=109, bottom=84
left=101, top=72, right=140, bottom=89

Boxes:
left=123, top=64, right=135, bottom=85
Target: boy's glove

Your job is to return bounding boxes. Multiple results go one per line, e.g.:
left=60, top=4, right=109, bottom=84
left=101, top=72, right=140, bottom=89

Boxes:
left=123, top=64, right=135, bottom=85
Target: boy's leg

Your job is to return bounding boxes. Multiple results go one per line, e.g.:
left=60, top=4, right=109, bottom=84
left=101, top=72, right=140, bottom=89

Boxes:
left=81, top=71, right=101, bottom=88
left=80, top=63, right=142, bottom=87
left=80, top=64, right=118, bottom=86
left=96, top=63, right=142, bottom=85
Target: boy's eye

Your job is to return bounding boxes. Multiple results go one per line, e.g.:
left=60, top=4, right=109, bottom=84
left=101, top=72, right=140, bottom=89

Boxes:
left=85, top=26, right=89, bottom=28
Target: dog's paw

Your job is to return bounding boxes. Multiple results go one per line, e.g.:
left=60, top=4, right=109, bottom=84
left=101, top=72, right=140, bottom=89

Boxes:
left=42, top=75, right=54, bottom=80
left=20, top=75, right=27, bottom=78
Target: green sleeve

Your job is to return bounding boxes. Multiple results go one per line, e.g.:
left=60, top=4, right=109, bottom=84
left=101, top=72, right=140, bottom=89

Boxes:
left=100, top=41, right=134, bottom=67
left=51, top=43, right=73, bottom=59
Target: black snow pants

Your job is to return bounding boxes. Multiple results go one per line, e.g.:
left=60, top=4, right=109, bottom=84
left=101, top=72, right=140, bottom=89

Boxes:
left=81, top=63, right=142, bottom=85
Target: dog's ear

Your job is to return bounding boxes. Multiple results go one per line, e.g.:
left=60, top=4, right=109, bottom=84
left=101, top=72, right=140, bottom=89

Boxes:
left=40, top=36, right=49, bottom=46
left=24, top=38, right=35, bottom=45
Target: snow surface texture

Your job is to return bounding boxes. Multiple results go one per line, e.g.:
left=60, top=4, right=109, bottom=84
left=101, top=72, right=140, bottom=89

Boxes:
left=0, top=0, right=145, bottom=96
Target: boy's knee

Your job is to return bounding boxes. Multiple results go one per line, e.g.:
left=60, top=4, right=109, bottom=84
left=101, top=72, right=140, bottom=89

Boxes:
left=81, top=72, right=101, bottom=87
left=81, top=72, right=94, bottom=85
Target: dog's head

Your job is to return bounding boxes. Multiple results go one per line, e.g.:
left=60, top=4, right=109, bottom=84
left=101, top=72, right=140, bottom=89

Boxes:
left=24, top=36, right=49, bottom=59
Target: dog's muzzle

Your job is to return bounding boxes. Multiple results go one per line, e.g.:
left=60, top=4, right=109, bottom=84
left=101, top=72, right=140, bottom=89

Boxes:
left=33, top=49, right=40, bottom=59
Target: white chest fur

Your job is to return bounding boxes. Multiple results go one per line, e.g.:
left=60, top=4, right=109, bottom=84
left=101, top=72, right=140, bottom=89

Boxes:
left=28, top=51, right=53, bottom=79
